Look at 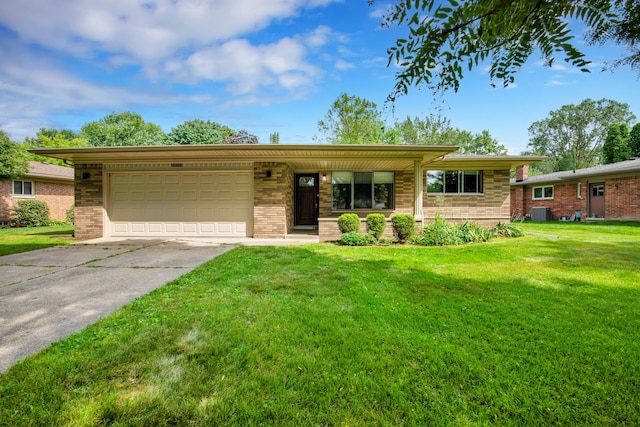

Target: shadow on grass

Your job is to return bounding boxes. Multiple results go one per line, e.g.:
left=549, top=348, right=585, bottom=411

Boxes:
left=1, top=240, right=639, bottom=426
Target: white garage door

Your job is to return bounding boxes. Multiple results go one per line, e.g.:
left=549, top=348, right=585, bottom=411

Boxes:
left=108, top=171, right=253, bottom=237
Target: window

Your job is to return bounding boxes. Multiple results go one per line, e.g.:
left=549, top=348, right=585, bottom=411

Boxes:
left=13, top=180, right=34, bottom=196
left=533, top=185, right=554, bottom=200
left=426, top=170, right=483, bottom=194
left=332, top=171, right=394, bottom=210
left=298, top=176, right=315, bottom=187
left=592, top=184, right=604, bottom=196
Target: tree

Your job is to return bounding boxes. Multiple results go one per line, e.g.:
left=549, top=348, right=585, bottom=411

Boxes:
left=629, top=123, right=640, bottom=157
left=316, top=93, right=385, bottom=144
left=225, top=130, right=259, bottom=144
left=269, top=132, right=280, bottom=144
left=377, top=0, right=639, bottom=100
left=0, top=130, right=29, bottom=181
left=81, top=112, right=167, bottom=146
left=603, top=124, right=632, bottom=164
left=527, top=98, right=635, bottom=173
left=166, top=120, right=236, bottom=145
left=395, top=115, right=507, bottom=154
left=23, top=128, right=87, bottom=166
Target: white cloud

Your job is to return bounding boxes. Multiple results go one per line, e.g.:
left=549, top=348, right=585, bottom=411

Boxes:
left=0, top=0, right=338, bottom=63
left=335, top=59, right=355, bottom=70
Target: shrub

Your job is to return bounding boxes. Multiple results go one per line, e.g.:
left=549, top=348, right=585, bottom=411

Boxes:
left=420, top=214, right=460, bottom=246
left=11, top=200, right=50, bottom=227
left=458, top=221, right=494, bottom=243
left=391, top=214, right=415, bottom=243
left=366, top=213, right=386, bottom=240
left=340, top=232, right=375, bottom=246
left=66, top=204, right=75, bottom=224
left=416, top=216, right=497, bottom=246
left=337, top=213, right=361, bottom=234
left=493, top=222, right=525, bottom=238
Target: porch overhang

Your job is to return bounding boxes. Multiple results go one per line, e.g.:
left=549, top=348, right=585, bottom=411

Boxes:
left=30, top=144, right=459, bottom=171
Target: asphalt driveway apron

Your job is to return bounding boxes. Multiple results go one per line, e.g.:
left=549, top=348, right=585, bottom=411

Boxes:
left=0, top=239, right=235, bottom=372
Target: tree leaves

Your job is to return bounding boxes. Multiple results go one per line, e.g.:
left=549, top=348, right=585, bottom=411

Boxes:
left=379, top=0, right=633, bottom=101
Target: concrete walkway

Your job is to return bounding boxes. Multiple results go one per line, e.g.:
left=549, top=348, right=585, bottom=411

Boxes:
left=0, top=235, right=318, bottom=372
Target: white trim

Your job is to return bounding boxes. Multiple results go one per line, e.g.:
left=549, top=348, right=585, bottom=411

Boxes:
left=532, top=185, right=554, bottom=200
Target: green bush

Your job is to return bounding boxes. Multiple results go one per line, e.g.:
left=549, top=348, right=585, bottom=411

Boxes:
left=420, top=214, right=461, bottom=246
left=337, top=213, right=361, bottom=234
left=11, top=200, right=50, bottom=227
left=66, top=204, right=75, bottom=224
left=458, top=221, right=494, bottom=243
left=391, top=214, right=415, bottom=243
left=340, top=232, right=375, bottom=246
left=366, top=213, right=386, bottom=240
left=493, top=221, right=525, bottom=238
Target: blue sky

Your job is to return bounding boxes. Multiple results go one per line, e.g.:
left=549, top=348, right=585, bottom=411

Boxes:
left=0, top=0, right=638, bottom=154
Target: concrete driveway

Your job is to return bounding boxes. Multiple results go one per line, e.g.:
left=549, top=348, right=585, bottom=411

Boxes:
left=0, top=239, right=236, bottom=372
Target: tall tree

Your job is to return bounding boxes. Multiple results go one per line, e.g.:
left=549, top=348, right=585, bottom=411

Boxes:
left=23, top=128, right=87, bottom=166
left=269, top=132, right=280, bottom=144
left=0, top=130, right=29, bottom=180
left=166, top=120, right=236, bottom=145
left=376, top=0, right=639, bottom=100
left=629, top=123, right=640, bottom=157
left=316, top=93, right=384, bottom=144
left=527, top=98, right=636, bottom=173
left=395, top=115, right=507, bottom=154
left=225, top=130, right=259, bottom=144
left=603, top=124, right=632, bottom=164
left=81, top=112, right=167, bottom=146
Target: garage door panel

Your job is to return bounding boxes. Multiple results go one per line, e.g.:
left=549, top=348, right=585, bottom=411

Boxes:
left=109, top=171, right=253, bottom=237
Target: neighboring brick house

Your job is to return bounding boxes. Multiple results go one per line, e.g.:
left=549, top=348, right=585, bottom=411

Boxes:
left=0, top=161, right=74, bottom=224
left=31, top=145, right=543, bottom=240
left=510, top=159, right=640, bottom=221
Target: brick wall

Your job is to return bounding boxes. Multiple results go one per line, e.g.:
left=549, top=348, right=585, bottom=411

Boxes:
left=253, top=162, right=293, bottom=238
left=74, top=164, right=104, bottom=239
left=510, top=181, right=588, bottom=221
left=605, top=176, right=640, bottom=220
left=424, top=170, right=511, bottom=227
left=0, top=179, right=73, bottom=223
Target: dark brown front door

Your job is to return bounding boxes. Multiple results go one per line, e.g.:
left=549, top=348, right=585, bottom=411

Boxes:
left=295, top=174, right=319, bottom=226
left=589, top=182, right=605, bottom=218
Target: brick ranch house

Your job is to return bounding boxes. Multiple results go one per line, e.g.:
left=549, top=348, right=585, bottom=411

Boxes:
left=0, top=161, right=74, bottom=225
left=32, top=145, right=543, bottom=241
left=510, top=158, right=640, bottom=221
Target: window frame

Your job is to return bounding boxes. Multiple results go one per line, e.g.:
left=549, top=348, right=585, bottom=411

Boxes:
left=331, top=171, right=395, bottom=211
left=426, top=170, right=484, bottom=195
left=532, top=185, right=554, bottom=200
left=12, top=180, right=35, bottom=197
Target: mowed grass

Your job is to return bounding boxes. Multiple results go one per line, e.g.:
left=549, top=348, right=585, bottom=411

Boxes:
left=1, top=223, right=639, bottom=426
left=0, top=225, right=75, bottom=256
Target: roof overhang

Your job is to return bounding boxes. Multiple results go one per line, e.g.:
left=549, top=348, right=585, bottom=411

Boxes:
left=30, top=145, right=546, bottom=171
left=425, top=154, right=547, bottom=170
left=30, top=144, right=458, bottom=171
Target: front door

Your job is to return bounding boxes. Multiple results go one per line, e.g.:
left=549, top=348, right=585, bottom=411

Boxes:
left=295, top=174, right=319, bottom=226
left=589, top=182, right=605, bottom=218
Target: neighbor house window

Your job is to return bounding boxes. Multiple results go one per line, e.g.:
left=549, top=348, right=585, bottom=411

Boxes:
left=426, top=170, right=483, bottom=194
left=533, top=185, right=554, bottom=200
left=332, top=171, right=394, bottom=210
left=13, top=180, right=34, bottom=196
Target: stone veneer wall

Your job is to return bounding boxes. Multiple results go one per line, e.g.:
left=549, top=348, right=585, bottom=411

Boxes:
left=74, top=164, right=104, bottom=239
left=253, top=162, right=293, bottom=238
left=424, top=170, right=511, bottom=228
left=318, top=170, right=415, bottom=242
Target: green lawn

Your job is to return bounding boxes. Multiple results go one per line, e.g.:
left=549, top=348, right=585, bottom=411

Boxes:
left=0, top=225, right=75, bottom=256
left=1, top=223, right=639, bottom=425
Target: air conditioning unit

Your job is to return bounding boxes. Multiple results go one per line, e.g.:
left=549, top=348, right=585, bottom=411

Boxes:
left=531, top=207, right=551, bottom=222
